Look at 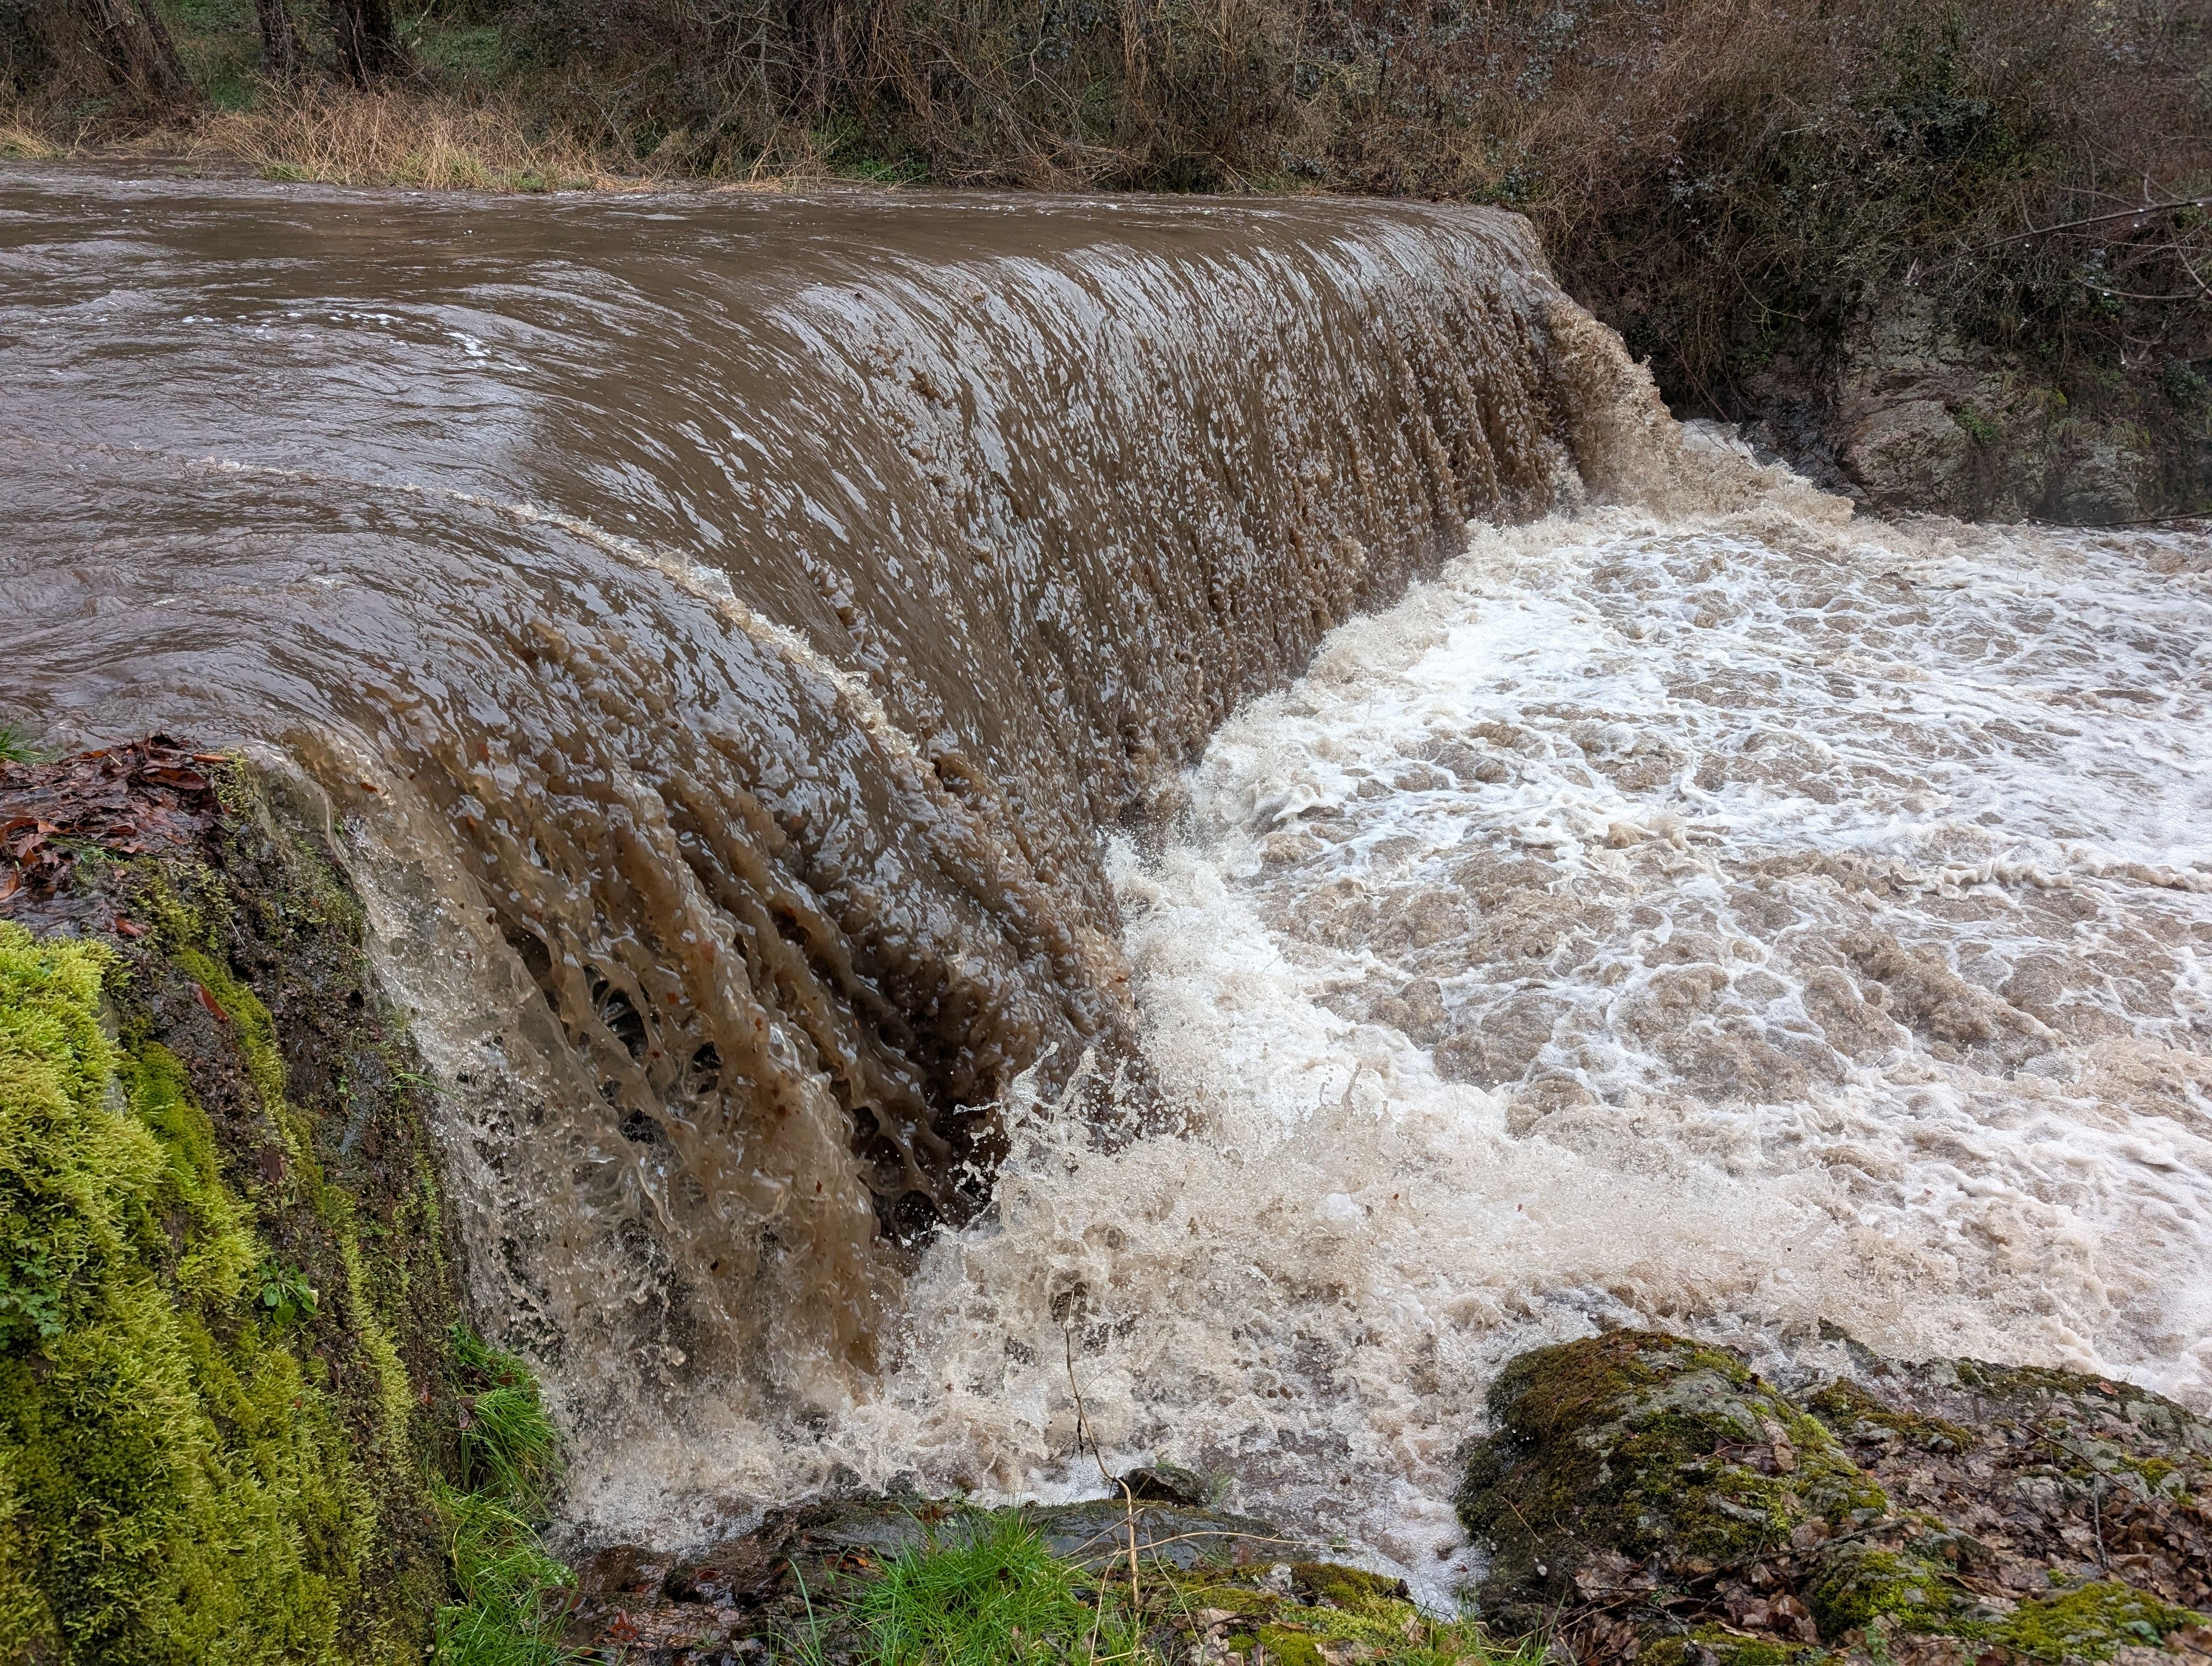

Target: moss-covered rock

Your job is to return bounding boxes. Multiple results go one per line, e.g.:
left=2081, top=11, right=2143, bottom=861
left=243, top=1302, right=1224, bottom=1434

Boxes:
left=1992, top=1581, right=2208, bottom=1663
left=1803, top=1540, right=1959, bottom=1638
left=0, top=741, right=488, bottom=1661
left=1456, top=1329, right=1886, bottom=1630
left=1455, top=1329, right=2212, bottom=1666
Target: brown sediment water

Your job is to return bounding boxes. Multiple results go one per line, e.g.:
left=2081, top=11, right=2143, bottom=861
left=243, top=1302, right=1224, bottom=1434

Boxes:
left=0, top=166, right=1655, bottom=1425
left=16, top=171, right=2206, bottom=1584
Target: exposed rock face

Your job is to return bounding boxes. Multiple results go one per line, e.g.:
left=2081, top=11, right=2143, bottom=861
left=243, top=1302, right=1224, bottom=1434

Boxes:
left=1802, top=300, right=2173, bottom=522
left=1457, top=1329, right=2212, bottom=1666
left=1724, top=299, right=2192, bottom=523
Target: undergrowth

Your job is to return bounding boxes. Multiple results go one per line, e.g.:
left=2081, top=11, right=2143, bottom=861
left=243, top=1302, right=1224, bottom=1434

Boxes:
left=812, top=1510, right=1534, bottom=1666
left=434, top=1325, right=575, bottom=1666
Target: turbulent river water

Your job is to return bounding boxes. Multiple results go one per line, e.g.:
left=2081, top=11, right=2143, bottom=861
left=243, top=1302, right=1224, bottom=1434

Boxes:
left=5, top=168, right=2209, bottom=1595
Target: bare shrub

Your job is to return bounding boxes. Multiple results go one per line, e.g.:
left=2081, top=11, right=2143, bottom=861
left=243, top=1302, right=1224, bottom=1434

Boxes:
left=1363, top=0, right=2212, bottom=437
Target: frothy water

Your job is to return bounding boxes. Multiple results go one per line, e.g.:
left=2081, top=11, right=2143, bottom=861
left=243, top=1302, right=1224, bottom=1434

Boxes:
left=5, top=170, right=2207, bottom=1599
left=607, top=497, right=2212, bottom=1599
left=0, top=168, right=1597, bottom=1431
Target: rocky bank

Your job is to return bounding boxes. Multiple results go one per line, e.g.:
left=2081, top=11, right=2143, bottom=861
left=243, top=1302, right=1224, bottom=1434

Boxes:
left=0, top=739, right=480, bottom=1660
left=1459, top=1330, right=2211, bottom=1666
left=1732, top=301, right=2204, bottom=524
left=548, top=1327, right=2212, bottom=1665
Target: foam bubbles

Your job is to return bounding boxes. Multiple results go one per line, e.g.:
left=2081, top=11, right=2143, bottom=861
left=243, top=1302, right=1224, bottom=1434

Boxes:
left=563, top=503, right=2212, bottom=1605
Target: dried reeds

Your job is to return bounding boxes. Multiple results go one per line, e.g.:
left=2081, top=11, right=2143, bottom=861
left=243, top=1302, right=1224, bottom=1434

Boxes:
left=189, top=84, right=635, bottom=190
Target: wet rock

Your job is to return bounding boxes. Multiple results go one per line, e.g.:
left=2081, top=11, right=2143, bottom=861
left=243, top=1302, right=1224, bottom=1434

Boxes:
left=1456, top=1329, right=2212, bottom=1665
left=1823, top=298, right=2156, bottom=522
left=1117, top=1462, right=1214, bottom=1506
left=1456, top=1330, right=1887, bottom=1633
left=561, top=1493, right=1295, bottom=1662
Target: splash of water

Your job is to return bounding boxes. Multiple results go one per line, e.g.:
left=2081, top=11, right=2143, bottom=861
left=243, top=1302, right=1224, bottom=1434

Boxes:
left=594, top=497, right=2212, bottom=1598
left=8, top=172, right=2204, bottom=1588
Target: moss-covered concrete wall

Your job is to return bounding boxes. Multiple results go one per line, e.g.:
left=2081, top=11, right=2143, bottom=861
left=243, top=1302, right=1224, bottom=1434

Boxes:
left=0, top=744, right=474, bottom=1661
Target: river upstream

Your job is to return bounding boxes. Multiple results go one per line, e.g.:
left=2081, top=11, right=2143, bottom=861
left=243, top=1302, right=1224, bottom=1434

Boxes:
left=4, top=168, right=2208, bottom=1596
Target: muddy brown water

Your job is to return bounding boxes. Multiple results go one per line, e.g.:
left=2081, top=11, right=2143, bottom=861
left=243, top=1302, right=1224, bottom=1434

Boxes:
left=0, top=166, right=1658, bottom=1417
left=12, top=172, right=2208, bottom=1587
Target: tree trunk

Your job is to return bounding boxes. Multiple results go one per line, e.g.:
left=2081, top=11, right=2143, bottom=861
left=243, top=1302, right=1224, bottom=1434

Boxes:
left=74, top=0, right=187, bottom=97
left=255, top=0, right=300, bottom=78
left=328, top=0, right=402, bottom=82
left=127, top=0, right=188, bottom=92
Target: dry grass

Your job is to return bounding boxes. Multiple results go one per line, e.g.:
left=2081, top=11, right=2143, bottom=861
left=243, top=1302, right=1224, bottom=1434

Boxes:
left=189, top=85, right=639, bottom=190
left=0, top=82, right=902, bottom=192
left=0, top=113, right=57, bottom=159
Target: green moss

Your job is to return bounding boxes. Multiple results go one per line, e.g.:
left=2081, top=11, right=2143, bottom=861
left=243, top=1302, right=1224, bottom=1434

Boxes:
left=159, top=937, right=301, bottom=1176
left=1803, top=1381, right=1975, bottom=1457
left=0, top=921, right=367, bottom=1662
left=1292, top=1563, right=1407, bottom=1610
left=2114, top=1455, right=2180, bottom=1495
left=1989, top=1581, right=2208, bottom=1662
left=119, top=1043, right=263, bottom=1304
left=1258, top=1623, right=1330, bottom=1666
left=1176, top=1582, right=1279, bottom=1617
left=1804, top=1541, right=1957, bottom=1638
left=0, top=751, right=552, bottom=1658
left=1670, top=1629, right=1825, bottom=1666
left=151, top=892, right=416, bottom=1461
left=1460, top=1330, right=1891, bottom=1625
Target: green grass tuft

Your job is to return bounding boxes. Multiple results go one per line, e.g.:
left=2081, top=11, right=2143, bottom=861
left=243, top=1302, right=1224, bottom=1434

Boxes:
left=433, top=1327, right=573, bottom=1664
left=433, top=1484, right=576, bottom=1666
left=853, top=1512, right=1114, bottom=1666
left=453, top=1325, right=559, bottom=1503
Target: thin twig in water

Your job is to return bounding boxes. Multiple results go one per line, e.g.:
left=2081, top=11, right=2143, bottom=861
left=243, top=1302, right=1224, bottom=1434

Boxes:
left=1065, top=1327, right=1144, bottom=1631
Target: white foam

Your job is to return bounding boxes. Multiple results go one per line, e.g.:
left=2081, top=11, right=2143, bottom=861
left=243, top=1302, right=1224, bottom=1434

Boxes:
left=564, top=503, right=2212, bottom=1605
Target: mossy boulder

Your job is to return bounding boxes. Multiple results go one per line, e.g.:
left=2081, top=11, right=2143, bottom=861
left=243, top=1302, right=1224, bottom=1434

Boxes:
left=1802, top=1539, right=1960, bottom=1638
left=1456, top=1330, right=2212, bottom=1666
left=1456, top=1330, right=1886, bottom=1629
left=0, top=740, right=485, bottom=1661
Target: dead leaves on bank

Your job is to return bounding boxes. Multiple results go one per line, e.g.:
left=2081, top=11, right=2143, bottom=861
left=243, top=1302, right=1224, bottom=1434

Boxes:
left=0, top=734, right=222, bottom=911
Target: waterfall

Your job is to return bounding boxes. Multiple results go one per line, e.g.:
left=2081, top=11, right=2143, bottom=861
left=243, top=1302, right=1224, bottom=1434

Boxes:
left=11, top=171, right=2200, bottom=1582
